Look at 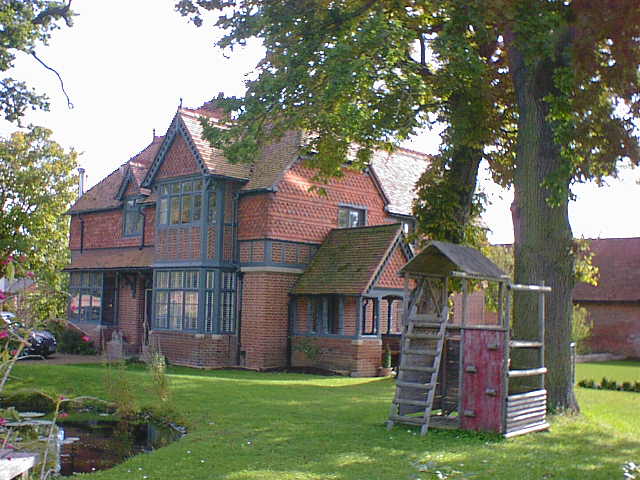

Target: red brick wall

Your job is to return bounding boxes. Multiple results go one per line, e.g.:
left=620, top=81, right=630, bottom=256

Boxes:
left=579, top=302, right=640, bottom=358
left=155, top=226, right=201, bottom=261
left=291, top=336, right=382, bottom=376
left=260, top=162, right=396, bottom=244
left=70, top=207, right=155, bottom=250
left=117, top=275, right=146, bottom=354
left=150, top=330, right=236, bottom=368
left=238, top=194, right=272, bottom=241
left=155, top=134, right=200, bottom=180
left=240, top=271, right=299, bottom=369
left=376, top=246, right=408, bottom=289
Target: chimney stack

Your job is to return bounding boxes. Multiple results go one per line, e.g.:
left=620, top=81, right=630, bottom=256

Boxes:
left=78, top=167, right=86, bottom=197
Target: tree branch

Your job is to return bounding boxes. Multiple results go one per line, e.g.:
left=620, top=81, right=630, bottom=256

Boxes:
left=30, top=52, right=73, bottom=109
left=32, top=0, right=73, bottom=27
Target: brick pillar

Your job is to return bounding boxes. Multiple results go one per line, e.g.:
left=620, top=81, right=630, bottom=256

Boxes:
left=240, top=270, right=299, bottom=369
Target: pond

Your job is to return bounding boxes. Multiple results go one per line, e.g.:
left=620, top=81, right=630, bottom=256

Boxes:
left=57, top=417, right=183, bottom=476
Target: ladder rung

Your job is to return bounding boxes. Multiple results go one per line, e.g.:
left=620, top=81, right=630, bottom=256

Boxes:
left=404, top=348, right=439, bottom=356
left=389, top=414, right=427, bottom=425
left=396, top=381, right=435, bottom=390
left=394, top=398, right=429, bottom=407
left=411, top=314, right=440, bottom=322
left=407, top=333, right=442, bottom=340
left=413, top=322, right=443, bottom=328
left=508, top=367, right=547, bottom=378
left=510, top=340, right=543, bottom=348
left=401, top=365, right=436, bottom=373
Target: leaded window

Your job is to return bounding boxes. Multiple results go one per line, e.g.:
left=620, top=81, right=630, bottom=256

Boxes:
left=338, top=206, right=365, bottom=228
left=154, top=270, right=199, bottom=330
left=308, top=296, right=341, bottom=335
left=69, top=272, right=103, bottom=323
left=157, top=179, right=203, bottom=226
left=204, top=270, right=215, bottom=333
left=123, top=199, right=143, bottom=236
left=220, top=272, right=236, bottom=333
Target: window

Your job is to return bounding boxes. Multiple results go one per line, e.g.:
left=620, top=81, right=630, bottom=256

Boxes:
left=69, top=272, right=103, bottom=323
left=220, top=272, right=236, bottom=333
left=361, top=298, right=379, bottom=335
left=338, top=206, right=365, bottom=228
left=208, top=190, right=217, bottom=224
left=158, top=179, right=203, bottom=226
left=154, top=270, right=199, bottom=330
left=123, top=199, right=143, bottom=236
left=308, top=296, right=341, bottom=335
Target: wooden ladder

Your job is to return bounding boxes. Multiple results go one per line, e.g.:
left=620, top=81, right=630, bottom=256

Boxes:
left=387, top=278, right=449, bottom=435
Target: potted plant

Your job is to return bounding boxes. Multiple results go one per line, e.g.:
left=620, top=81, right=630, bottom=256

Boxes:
left=379, top=346, right=393, bottom=377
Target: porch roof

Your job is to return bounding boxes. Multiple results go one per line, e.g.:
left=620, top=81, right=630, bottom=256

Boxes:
left=399, top=241, right=507, bottom=280
left=66, top=247, right=154, bottom=271
left=291, top=223, right=403, bottom=295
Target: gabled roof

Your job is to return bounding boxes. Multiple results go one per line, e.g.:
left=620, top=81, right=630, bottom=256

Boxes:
left=573, top=237, right=640, bottom=302
left=400, top=241, right=507, bottom=280
left=370, top=148, right=429, bottom=217
left=69, top=136, right=164, bottom=214
left=291, top=223, right=406, bottom=295
left=73, top=101, right=429, bottom=215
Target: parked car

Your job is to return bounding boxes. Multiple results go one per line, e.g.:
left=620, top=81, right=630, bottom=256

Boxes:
left=0, top=311, right=57, bottom=358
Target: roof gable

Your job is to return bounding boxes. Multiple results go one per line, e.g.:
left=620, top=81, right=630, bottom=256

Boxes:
left=69, top=136, right=163, bottom=214
left=291, top=223, right=405, bottom=295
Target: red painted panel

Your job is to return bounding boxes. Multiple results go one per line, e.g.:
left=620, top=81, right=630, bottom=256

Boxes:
left=460, top=329, right=505, bottom=433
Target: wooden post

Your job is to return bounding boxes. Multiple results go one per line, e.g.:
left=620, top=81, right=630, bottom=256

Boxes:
left=538, top=282, right=546, bottom=389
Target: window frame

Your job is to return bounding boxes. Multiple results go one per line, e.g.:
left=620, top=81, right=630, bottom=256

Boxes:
left=308, top=296, right=342, bottom=335
left=157, top=178, right=204, bottom=227
left=123, top=197, right=144, bottom=237
left=338, top=205, right=367, bottom=228
left=69, top=271, right=103, bottom=324
left=153, top=270, right=200, bottom=332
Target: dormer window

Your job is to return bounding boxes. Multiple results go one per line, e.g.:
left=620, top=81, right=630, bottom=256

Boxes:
left=157, top=179, right=203, bottom=226
left=338, top=205, right=366, bottom=228
left=123, top=199, right=143, bottom=236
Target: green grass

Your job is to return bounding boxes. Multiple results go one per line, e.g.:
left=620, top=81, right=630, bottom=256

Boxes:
left=7, top=362, right=640, bottom=480
left=576, top=360, right=640, bottom=383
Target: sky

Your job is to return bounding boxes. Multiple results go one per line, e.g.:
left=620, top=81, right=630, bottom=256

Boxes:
left=2, top=0, right=639, bottom=244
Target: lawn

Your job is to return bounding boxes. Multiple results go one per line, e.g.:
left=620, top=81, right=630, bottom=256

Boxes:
left=7, top=361, right=640, bottom=480
left=575, top=360, right=640, bottom=383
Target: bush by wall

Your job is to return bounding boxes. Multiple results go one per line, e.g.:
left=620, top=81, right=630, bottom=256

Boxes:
left=57, top=328, right=97, bottom=355
left=578, top=377, right=640, bottom=393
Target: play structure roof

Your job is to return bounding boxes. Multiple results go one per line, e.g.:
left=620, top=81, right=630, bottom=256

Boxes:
left=400, top=241, right=507, bottom=279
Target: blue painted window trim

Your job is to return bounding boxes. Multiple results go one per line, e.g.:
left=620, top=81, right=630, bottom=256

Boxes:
left=68, top=271, right=103, bottom=324
left=337, top=203, right=367, bottom=228
left=156, top=176, right=204, bottom=228
left=122, top=197, right=143, bottom=237
left=305, top=295, right=343, bottom=336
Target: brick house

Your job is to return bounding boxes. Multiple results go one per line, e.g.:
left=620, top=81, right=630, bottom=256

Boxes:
left=66, top=103, right=428, bottom=376
left=573, top=237, right=640, bottom=358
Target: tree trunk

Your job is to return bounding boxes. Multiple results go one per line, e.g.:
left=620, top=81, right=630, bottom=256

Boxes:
left=507, top=39, right=579, bottom=412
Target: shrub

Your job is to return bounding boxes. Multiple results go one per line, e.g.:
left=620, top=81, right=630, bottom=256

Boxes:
left=58, top=328, right=97, bottom=355
left=577, top=378, right=639, bottom=394
left=572, top=305, right=593, bottom=354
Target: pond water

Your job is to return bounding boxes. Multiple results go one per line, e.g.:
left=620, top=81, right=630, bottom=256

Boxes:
left=57, top=418, right=182, bottom=476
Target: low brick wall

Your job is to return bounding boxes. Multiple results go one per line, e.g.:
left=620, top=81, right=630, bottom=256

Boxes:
left=149, top=330, right=237, bottom=368
left=291, top=335, right=383, bottom=377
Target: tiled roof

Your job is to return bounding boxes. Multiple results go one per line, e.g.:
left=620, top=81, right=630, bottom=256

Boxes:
left=178, top=108, right=252, bottom=180
left=243, top=129, right=302, bottom=192
left=66, top=247, right=154, bottom=270
left=370, top=148, right=429, bottom=216
left=292, top=224, right=403, bottom=295
left=69, top=136, right=164, bottom=213
left=573, top=237, right=640, bottom=302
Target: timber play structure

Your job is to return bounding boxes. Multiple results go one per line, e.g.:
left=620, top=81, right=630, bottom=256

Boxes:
left=387, top=241, right=551, bottom=438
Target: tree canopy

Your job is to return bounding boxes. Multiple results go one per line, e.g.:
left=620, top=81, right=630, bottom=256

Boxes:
left=0, top=0, right=74, bottom=123
left=177, top=0, right=640, bottom=409
left=0, top=126, right=77, bottom=319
